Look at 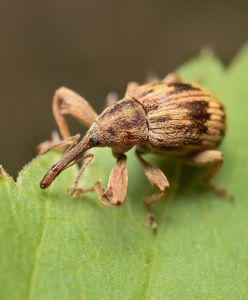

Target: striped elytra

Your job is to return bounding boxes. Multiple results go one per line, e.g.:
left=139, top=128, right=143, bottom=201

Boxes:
left=133, top=81, right=226, bottom=156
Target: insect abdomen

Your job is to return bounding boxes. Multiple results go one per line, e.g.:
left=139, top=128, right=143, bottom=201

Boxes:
left=140, top=83, right=226, bottom=154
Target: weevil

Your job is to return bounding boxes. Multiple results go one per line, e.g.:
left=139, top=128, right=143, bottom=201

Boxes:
left=39, top=73, right=229, bottom=231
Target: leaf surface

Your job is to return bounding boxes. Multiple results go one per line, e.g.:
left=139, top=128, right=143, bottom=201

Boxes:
left=1, top=47, right=248, bottom=300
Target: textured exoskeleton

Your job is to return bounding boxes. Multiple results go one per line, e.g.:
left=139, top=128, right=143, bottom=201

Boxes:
left=39, top=74, right=228, bottom=231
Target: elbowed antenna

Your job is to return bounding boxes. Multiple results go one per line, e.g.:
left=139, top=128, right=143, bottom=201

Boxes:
left=40, top=136, right=91, bottom=189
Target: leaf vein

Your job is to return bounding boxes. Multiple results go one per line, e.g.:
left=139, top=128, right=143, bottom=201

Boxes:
left=27, top=199, right=49, bottom=300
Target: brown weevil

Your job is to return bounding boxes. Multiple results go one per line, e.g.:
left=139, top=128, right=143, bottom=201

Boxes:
left=39, top=73, right=229, bottom=231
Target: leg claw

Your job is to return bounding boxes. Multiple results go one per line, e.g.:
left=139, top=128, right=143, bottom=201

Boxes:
left=69, top=187, right=95, bottom=197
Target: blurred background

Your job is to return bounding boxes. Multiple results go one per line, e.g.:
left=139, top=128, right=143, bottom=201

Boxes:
left=0, top=0, right=247, bottom=177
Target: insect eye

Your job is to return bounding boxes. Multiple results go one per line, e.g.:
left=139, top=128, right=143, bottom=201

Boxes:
left=90, top=137, right=100, bottom=146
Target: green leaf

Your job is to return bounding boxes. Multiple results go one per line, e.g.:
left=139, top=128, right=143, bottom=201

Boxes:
left=1, top=46, right=248, bottom=300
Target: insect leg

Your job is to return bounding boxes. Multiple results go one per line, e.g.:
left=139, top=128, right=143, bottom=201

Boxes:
left=105, top=91, right=118, bottom=108
left=52, top=87, right=98, bottom=137
left=124, top=81, right=140, bottom=97
left=69, top=153, right=95, bottom=196
left=94, top=153, right=128, bottom=206
left=38, top=87, right=98, bottom=154
left=105, top=81, right=140, bottom=109
left=181, top=150, right=232, bottom=199
left=136, top=151, right=170, bottom=232
left=162, top=73, right=182, bottom=84
left=145, top=71, right=160, bottom=83
left=37, top=132, right=80, bottom=155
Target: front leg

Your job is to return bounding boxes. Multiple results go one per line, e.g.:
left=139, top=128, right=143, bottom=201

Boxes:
left=136, top=151, right=170, bottom=232
left=52, top=87, right=98, bottom=137
left=69, top=153, right=95, bottom=196
left=38, top=87, right=98, bottom=154
left=95, top=153, right=128, bottom=206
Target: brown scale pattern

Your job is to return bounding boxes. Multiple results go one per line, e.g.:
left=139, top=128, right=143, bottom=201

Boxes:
left=134, top=82, right=226, bottom=155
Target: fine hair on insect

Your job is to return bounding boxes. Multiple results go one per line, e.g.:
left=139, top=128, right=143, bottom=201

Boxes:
left=39, top=73, right=230, bottom=232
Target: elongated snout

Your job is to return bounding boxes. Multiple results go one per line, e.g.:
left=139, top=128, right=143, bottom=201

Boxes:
left=39, top=135, right=92, bottom=189
left=40, top=164, right=62, bottom=189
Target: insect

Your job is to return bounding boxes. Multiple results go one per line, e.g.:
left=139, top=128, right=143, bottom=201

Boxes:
left=39, top=73, right=229, bottom=231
